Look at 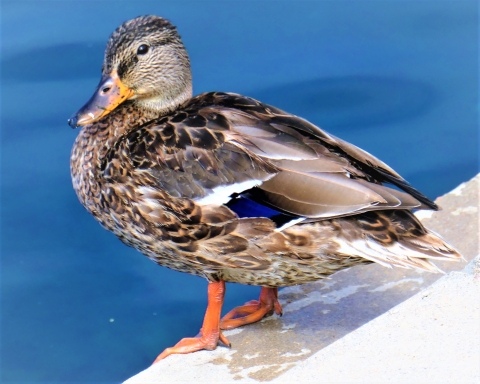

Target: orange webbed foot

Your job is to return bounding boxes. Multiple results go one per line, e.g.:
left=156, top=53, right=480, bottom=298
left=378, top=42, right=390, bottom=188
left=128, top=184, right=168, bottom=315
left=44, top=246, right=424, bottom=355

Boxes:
left=220, top=287, right=282, bottom=330
left=153, top=280, right=230, bottom=363
left=153, top=329, right=230, bottom=363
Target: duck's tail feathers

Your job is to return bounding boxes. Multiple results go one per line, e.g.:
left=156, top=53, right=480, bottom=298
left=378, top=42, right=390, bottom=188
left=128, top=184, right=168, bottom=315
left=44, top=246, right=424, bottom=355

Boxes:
left=336, top=210, right=463, bottom=273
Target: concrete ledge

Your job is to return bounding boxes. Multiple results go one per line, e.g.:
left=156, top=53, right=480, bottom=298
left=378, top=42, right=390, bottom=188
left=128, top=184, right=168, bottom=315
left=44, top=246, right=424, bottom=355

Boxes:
left=278, top=255, right=480, bottom=383
left=124, top=174, right=479, bottom=383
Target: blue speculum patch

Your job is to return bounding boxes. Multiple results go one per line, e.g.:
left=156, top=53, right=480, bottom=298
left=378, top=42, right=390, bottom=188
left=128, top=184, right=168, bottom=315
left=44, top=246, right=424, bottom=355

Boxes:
left=227, top=193, right=298, bottom=227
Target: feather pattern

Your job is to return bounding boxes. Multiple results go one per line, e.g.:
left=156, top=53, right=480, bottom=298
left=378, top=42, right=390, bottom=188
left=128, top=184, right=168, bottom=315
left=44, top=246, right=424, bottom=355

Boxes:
left=71, top=90, right=461, bottom=287
left=70, top=15, right=461, bottom=290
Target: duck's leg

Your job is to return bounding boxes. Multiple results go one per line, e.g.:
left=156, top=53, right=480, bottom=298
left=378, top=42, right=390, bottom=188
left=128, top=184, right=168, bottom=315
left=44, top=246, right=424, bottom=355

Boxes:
left=220, top=287, right=282, bottom=330
left=153, top=280, right=230, bottom=363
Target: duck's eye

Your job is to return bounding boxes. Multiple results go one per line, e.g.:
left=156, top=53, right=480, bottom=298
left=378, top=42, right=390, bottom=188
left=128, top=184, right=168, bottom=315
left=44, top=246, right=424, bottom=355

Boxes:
left=137, top=44, right=149, bottom=56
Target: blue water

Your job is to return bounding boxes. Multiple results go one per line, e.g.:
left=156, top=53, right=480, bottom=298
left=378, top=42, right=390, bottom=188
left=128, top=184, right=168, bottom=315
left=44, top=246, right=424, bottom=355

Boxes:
left=1, top=1, right=478, bottom=382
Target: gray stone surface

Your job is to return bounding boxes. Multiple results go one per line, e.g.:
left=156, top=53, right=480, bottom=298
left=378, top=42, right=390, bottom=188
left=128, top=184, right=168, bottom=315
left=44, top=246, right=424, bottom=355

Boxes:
left=124, top=174, right=479, bottom=383
left=278, top=256, right=480, bottom=383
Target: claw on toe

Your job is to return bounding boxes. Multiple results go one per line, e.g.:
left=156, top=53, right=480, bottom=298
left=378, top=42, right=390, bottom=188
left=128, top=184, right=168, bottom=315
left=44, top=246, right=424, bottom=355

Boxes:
left=219, top=332, right=231, bottom=347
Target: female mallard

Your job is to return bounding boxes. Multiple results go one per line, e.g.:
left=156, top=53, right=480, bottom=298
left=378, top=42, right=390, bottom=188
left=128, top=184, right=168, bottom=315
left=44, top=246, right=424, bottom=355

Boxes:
left=69, top=15, right=461, bottom=362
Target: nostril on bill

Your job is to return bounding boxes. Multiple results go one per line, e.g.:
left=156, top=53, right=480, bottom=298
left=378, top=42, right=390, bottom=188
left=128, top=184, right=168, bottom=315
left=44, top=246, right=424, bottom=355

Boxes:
left=68, top=116, right=78, bottom=129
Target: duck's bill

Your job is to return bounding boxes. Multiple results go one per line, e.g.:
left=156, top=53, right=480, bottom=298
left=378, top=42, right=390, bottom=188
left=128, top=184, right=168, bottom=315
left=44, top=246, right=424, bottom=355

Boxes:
left=68, top=71, right=134, bottom=128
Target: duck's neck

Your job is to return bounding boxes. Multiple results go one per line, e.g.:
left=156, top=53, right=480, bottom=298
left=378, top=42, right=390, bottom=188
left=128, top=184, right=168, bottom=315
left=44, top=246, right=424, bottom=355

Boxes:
left=70, top=84, right=194, bottom=214
left=69, top=102, right=159, bottom=215
left=135, top=84, right=193, bottom=116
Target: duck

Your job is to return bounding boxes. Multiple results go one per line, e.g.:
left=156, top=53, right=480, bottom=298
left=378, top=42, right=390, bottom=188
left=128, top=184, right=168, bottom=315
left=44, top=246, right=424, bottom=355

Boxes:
left=68, top=15, right=461, bottom=363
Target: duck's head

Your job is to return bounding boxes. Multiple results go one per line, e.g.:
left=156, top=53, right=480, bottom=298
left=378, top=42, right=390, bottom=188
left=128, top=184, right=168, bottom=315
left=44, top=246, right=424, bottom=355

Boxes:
left=68, top=15, right=192, bottom=128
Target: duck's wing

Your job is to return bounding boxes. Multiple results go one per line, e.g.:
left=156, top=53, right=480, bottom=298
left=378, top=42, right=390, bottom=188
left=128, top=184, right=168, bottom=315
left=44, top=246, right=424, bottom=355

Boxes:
left=201, top=92, right=437, bottom=219
left=209, top=93, right=436, bottom=209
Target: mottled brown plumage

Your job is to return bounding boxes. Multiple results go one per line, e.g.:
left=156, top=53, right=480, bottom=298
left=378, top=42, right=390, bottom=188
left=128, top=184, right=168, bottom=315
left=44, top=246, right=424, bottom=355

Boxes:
left=69, top=15, right=461, bottom=361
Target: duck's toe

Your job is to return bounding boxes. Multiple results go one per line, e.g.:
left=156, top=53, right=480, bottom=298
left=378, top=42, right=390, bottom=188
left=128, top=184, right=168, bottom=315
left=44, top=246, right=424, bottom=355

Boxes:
left=153, top=328, right=230, bottom=363
left=220, top=287, right=282, bottom=330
